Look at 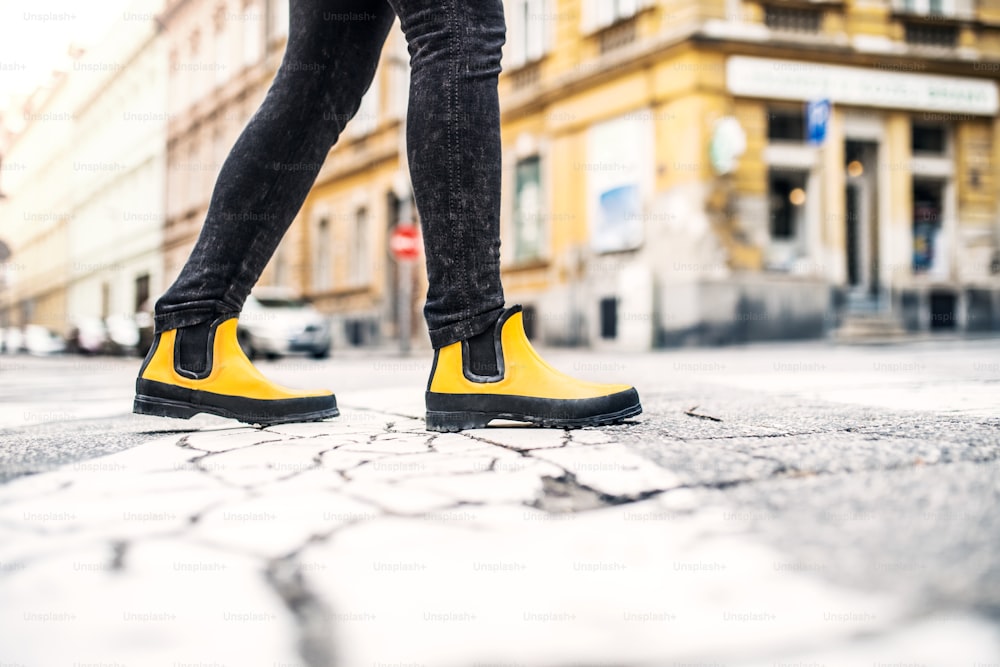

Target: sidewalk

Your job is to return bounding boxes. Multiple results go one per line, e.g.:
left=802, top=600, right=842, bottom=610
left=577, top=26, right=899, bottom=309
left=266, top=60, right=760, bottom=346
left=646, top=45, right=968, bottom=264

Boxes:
left=0, top=340, right=998, bottom=666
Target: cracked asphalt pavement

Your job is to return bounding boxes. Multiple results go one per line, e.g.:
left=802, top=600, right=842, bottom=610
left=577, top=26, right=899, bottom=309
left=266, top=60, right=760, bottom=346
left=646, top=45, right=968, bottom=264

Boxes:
left=0, top=339, right=998, bottom=666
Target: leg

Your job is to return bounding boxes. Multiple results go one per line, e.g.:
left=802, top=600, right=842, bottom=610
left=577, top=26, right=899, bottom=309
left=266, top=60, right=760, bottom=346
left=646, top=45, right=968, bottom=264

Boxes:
left=155, top=0, right=396, bottom=332
left=385, top=0, right=507, bottom=348
left=135, top=0, right=396, bottom=426
left=388, top=0, right=642, bottom=431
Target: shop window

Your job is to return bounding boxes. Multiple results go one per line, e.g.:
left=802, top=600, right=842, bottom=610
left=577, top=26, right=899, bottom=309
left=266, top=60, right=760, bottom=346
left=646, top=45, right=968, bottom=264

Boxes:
left=587, top=115, right=649, bottom=254
left=769, top=172, right=807, bottom=240
left=911, top=122, right=947, bottom=155
left=912, top=180, right=944, bottom=275
left=767, top=109, right=805, bottom=142
left=767, top=171, right=808, bottom=270
left=513, top=155, right=544, bottom=263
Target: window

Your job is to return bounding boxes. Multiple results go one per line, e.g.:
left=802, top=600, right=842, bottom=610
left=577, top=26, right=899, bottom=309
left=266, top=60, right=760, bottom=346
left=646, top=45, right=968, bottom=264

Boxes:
left=895, top=0, right=971, bottom=16
left=189, top=29, right=206, bottom=100
left=243, top=0, right=263, bottom=67
left=101, top=283, right=111, bottom=319
left=134, top=274, right=151, bottom=313
left=273, top=241, right=289, bottom=287
left=349, top=73, right=380, bottom=137
left=767, top=170, right=809, bottom=270
left=351, top=207, right=370, bottom=285
left=507, top=0, right=551, bottom=69
left=313, top=217, right=331, bottom=290
left=599, top=297, right=618, bottom=339
left=513, top=155, right=544, bottom=262
left=212, top=126, right=228, bottom=178
left=388, top=30, right=409, bottom=120
left=270, top=0, right=289, bottom=40
left=186, top=141, right=201, bottom=211
left=912, top=122, right=948, bottom=154
left=581, top=0, right=649, bottom=34
left=764, top=5, right=822, bottom=33
left=912, top=179, right=945, bottom=275
left=213, top=6, right=229, bottom=87
left=904, top=22, right=959, bottom=47
left=767, top=108, right=805, bottom=142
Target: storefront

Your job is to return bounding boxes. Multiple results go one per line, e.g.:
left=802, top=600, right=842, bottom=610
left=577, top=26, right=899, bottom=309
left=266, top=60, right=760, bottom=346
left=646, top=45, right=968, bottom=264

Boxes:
left=725, top=55, right=1000, bottom=334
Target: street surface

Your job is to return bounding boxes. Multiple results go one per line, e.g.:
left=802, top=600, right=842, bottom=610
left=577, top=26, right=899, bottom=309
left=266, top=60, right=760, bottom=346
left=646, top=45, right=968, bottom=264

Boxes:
left=0, top=338, right=998, bottom=666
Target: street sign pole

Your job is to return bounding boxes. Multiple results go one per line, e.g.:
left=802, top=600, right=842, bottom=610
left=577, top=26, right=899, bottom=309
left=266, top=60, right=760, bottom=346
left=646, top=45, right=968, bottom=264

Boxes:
left=389, top=197, right=420, bottom=357
left=397, top=217, right=413, bottom=357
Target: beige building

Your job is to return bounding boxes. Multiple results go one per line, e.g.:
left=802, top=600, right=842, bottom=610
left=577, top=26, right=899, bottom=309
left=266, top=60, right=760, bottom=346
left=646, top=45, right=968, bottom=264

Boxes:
left=160, top=0, right=292, bottom=285
left=0, top=0, right=167, bottom=335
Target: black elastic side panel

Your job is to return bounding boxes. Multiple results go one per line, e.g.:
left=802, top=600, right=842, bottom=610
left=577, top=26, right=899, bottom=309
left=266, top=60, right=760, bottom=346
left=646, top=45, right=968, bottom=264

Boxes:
left=466, top=316, right=500, bottom=377
left=175, top=321, right=211, bottom=374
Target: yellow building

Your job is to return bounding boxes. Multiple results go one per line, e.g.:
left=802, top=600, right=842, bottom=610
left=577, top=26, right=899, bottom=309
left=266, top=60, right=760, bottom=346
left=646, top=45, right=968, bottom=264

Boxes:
left=293, top=0, right=1000, bottom=349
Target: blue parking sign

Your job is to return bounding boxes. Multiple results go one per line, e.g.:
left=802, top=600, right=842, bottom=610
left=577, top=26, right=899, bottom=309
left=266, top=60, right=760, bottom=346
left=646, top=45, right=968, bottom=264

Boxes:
left=807, top=99, right=831, bottom=145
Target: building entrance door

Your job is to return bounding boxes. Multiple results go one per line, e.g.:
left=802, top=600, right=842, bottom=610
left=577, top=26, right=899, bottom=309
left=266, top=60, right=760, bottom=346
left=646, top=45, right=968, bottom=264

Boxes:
left=844, top=140, right=880, bottom=310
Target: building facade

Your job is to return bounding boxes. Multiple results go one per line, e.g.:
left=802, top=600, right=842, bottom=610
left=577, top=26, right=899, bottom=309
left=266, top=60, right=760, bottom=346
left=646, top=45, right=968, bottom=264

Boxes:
left=292, top=0, right=1000, bottom=349
left=160, top=0, right=293, bottom=288
left=66, top=0, right=168, bottom=329
left=0, top=0, right=168, bottom=336
left=492, top=0, right=1000, bottom=348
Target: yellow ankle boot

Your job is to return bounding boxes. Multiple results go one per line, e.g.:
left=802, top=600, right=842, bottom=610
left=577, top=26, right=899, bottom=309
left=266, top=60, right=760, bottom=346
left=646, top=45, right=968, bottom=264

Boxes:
left=425, top=305, right=641, bottom=432
left=133, top=316, right=338, bottom=426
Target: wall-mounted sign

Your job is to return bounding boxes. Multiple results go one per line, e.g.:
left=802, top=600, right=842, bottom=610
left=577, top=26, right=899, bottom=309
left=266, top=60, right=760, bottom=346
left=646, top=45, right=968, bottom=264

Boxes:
left=709, top=116, right=747, bottom=175
left=727, top=56, right=999, bottom=116
left=806, top=99, right=831, bottom=145
left=586, top=114, right=652, bottom=253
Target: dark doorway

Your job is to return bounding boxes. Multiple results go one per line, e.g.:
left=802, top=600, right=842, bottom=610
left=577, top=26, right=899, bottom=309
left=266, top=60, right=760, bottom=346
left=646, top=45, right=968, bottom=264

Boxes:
left=844, top=140, right=880, bottom=302
left=599, top=297, right=618, bottom=340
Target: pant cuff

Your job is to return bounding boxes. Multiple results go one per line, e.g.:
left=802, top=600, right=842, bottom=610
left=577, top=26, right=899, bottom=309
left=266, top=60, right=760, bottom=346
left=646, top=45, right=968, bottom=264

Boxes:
left=428, top=305, right=506, bottom=349
left=154, top=308, right=231, bottom=334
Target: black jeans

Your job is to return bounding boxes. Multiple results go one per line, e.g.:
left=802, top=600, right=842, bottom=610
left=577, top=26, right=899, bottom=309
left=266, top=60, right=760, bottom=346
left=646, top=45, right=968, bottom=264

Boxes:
left=155, top=0, right=506, bottom=349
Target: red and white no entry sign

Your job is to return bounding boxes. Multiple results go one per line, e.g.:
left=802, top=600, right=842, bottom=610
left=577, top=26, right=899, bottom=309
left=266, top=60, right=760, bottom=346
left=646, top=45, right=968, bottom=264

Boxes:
left=389, top=224, right=420, bottom=261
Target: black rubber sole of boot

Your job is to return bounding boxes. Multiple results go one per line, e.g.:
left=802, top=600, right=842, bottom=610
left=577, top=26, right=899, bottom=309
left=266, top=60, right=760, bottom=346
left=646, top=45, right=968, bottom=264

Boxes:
left=134, top=379, right=339, bottom=427
left=424, top=389, right=642, bottom=432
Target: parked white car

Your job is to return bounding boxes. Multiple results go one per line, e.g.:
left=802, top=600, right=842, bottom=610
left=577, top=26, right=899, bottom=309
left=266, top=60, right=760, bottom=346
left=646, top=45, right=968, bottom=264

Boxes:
left=23, top=325, right=66, bottom=356
left=238, top=288, right=332, bottom=360
left=1, top=327, right=24, bottom=354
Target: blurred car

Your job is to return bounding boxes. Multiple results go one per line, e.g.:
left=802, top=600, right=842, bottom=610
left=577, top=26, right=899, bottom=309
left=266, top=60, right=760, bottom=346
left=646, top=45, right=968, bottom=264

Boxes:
left=1, top=327, right=24, bottom=354
left=67, top=317, right=109, bottom=355
left=238, top=288, right=331, bottom=360
left=105, top=314, right=141, bottom=356
left=23, top=325, right=66, bottom=356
